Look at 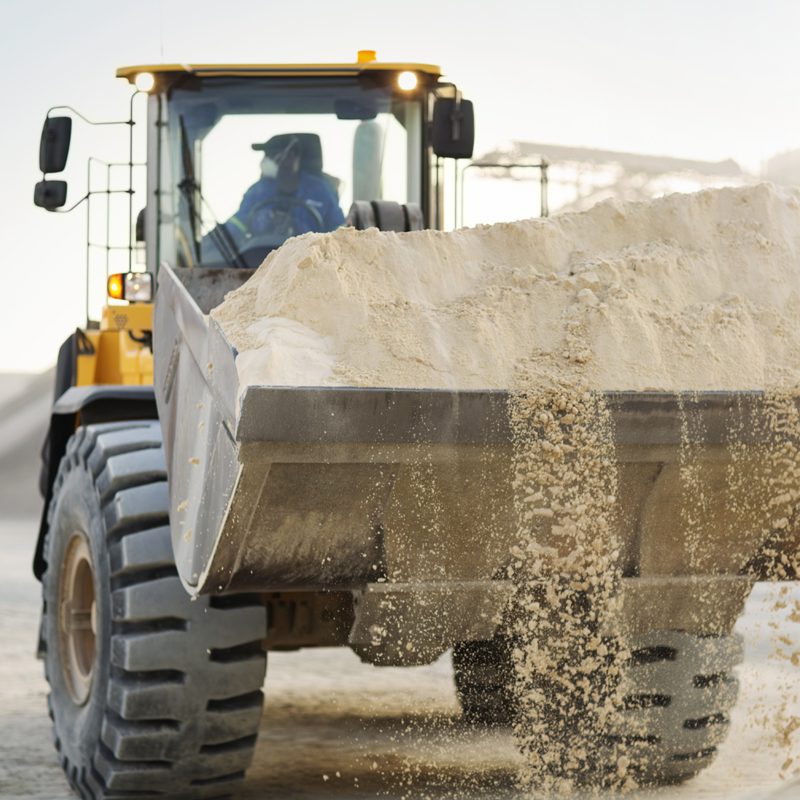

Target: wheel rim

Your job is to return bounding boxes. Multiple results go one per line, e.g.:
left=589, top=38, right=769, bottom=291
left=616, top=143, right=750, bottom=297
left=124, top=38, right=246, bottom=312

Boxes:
left=58, top=533, right=97, bottom=705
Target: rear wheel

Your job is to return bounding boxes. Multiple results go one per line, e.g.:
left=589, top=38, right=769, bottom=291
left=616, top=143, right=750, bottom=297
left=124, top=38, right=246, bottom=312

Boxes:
left=453, top=636, right=515, bottom=724
left=452, top=629, right=743, bottom=786
left=42, top=421, right=267, bottom=799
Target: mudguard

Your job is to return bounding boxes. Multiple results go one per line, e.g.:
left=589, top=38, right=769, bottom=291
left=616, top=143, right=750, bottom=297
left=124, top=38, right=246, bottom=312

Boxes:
left=32, top=384, right=158, bottom=579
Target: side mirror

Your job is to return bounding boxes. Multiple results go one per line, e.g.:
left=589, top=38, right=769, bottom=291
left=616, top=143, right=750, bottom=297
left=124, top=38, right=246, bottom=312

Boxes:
left=34, top=180, right=67, bottom=210
left=432, top=98, right=475, bottom=159
left=39, top=116, right=72, bottom=173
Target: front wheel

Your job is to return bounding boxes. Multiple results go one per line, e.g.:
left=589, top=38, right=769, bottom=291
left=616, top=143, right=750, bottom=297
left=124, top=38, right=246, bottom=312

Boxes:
left=42, top=421, right=267, bottom=799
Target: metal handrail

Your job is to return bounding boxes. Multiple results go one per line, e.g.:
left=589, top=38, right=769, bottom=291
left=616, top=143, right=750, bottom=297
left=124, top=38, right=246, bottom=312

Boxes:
left=457, top=159, right=549, bottom=228
left=45, top=92, right=147, bottom=324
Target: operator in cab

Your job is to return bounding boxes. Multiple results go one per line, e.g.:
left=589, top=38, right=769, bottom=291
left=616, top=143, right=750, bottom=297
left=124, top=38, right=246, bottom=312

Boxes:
left=221, top=133, right=344, bottom=253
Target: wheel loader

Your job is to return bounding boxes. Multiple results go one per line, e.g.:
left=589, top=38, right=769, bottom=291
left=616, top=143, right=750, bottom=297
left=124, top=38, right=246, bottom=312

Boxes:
left=31, top=54, right=799, bottom=798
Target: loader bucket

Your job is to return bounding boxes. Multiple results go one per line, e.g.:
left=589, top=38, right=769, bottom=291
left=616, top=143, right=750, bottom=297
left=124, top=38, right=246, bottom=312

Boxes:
left=154, top=265, right=799, bottom=656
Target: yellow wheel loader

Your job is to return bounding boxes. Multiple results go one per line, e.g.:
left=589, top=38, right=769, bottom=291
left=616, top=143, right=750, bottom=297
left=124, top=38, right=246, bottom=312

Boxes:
left=32, top=55, right=797, bottom=798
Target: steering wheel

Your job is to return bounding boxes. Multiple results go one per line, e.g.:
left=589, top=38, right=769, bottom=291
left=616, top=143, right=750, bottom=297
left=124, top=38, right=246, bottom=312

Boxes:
left=245, top=196, right=325, bottom=235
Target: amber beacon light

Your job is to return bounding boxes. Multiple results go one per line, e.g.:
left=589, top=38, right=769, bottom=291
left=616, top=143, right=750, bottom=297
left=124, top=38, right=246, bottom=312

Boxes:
left=107, top=272, right=153, bottom=302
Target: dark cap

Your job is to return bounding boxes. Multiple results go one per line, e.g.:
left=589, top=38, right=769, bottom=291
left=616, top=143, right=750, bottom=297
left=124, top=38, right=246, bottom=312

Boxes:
left=251, top=133, right=323, bottom=174
left=251, top=134, right=299, bottom=161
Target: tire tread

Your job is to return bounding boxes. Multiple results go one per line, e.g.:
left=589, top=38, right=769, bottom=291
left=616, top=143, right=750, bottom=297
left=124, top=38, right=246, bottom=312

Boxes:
left=42, top=421, right=266, bottom=799
left=453, top=628, right=743, bottom=786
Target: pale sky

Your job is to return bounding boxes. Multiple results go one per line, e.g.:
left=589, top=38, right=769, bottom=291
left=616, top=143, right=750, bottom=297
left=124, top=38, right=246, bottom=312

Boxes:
left=1, top=0, right=799, bottom=372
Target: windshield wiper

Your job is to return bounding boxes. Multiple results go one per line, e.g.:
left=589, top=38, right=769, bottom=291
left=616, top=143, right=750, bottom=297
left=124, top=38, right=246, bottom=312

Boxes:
left=178, top=115, right=248, bottom=269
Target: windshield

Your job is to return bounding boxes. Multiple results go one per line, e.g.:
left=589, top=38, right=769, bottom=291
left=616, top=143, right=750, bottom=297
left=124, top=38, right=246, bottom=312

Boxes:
left=159, top=77, right=423, bottom=268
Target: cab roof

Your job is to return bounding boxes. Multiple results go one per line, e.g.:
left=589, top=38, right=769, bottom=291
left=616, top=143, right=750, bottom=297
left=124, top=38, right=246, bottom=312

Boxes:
left=116, top=61, right=442, bottom=83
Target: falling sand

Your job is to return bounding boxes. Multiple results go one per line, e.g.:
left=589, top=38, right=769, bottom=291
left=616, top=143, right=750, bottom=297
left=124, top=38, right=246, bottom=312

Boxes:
left=211, top=184, right=800, bottom=793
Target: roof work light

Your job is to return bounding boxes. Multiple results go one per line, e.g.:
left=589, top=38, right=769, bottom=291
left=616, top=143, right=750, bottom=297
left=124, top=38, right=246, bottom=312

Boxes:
left=397, top=71, right=418, bottom=91
left=134, top=72, right=155, bottom=93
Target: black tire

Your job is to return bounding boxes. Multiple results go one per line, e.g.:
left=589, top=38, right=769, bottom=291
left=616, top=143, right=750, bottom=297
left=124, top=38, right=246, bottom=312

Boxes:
left=453, top=629, right=743, bottom=786
left=453, top=636, right=515, bottom=724
left=41, top=421, right=267, bottom=799
left=608, top=630, right=743, bottom=785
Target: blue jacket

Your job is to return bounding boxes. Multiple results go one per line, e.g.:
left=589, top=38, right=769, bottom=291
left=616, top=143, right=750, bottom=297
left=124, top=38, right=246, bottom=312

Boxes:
left=227, top=172, right=344, bottom=240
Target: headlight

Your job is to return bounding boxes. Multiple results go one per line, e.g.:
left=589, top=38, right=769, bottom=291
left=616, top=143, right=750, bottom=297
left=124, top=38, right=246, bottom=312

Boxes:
left=107, top=272, right=153, bottom=302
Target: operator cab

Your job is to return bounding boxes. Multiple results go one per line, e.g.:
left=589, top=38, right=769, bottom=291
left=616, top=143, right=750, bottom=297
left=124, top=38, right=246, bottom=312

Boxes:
left=123, top=57, right=474, bottom=270
left=33, top=54, right=474, bottom=282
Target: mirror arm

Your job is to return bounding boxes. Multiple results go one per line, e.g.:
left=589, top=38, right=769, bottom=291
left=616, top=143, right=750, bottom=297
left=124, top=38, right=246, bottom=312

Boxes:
left=45, top=105, right=131, bottom=128
left=49, top=192, right=88, bottom=213
left=49, top=187, right=132, bottom=214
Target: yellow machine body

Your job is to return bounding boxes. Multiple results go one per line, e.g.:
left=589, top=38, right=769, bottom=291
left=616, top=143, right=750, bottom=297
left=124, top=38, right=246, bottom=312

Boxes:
left=75, top=303, right=153, bottom=386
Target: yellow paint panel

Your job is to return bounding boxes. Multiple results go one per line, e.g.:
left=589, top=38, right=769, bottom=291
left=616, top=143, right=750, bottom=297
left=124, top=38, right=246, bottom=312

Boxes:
left=101, top=303, right=153, bottom=333
left=76, top=304, right=154, bottom=387
left=75, top=331, right=100, bottom=387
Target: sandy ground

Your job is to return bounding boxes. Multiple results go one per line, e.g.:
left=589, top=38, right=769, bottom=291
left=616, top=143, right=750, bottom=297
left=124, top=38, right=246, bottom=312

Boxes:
left=0, top=513, right=798, bottom=800
left=0, top=373, right=798, bottom=799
